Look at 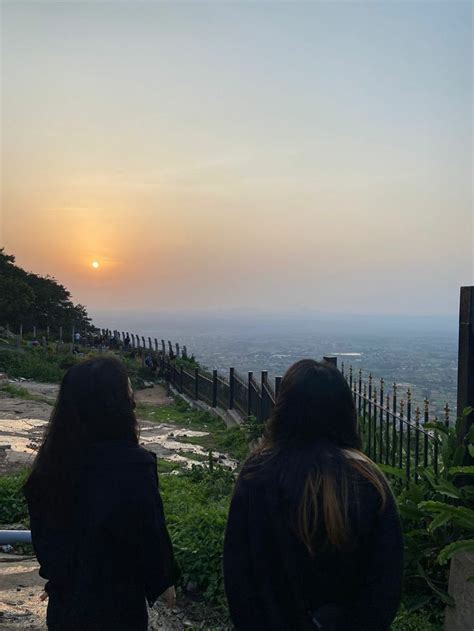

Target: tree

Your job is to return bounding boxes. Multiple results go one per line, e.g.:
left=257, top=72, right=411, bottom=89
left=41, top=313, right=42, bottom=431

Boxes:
left=0, top=248, right=92, bottom=332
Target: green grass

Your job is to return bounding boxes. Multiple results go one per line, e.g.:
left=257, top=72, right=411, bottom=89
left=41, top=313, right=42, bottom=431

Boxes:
left=0, top=347, right=80, bottom=382
left=160, top=465, right=234, bottom=608
left=157, top=459, right=183, bottom=474
left=0, top=383, right=55, bottom=405
left=0, top=469, right=29, bottom=525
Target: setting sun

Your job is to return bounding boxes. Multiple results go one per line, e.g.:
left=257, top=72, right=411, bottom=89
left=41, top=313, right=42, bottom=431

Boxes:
left=92, top=261, right=100, bottom=269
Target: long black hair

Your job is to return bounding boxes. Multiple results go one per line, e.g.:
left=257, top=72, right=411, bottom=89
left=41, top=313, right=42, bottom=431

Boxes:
left=247, top=359, right=386, bottom=553
left=24, top=356, right=139, bottom=526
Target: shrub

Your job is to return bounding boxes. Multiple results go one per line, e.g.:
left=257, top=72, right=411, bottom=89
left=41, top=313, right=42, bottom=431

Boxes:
left=381, top=408, right=474, bottom=617
left=0, top=469, right=28, bottom=524
left=391, top=606, right=441, bottom=631
left=0, top=348, right=77, bottom=382
left=160, top=465, right=234, bottom=607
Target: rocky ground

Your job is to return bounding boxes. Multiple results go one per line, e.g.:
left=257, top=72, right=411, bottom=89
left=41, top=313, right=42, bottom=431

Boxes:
left=0, top=379, right=232, bottom=630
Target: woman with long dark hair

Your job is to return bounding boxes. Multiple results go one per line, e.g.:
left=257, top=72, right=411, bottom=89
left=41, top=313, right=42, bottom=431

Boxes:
left=24, top=356, right=176, bottom=631
left=224, top=359, right=403, bottom=630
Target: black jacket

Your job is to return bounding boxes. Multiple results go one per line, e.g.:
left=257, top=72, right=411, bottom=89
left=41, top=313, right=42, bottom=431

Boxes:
left=223, top=448, right=403, bottom=631
left=27, top=441, right=176, bottom=631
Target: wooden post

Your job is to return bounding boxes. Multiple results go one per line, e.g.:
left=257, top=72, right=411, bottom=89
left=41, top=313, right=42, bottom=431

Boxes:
left=212, top=370, right=218, bottom=408
left=175, top=343, right=180, bottom=358
left=457, top=286, right=474, bottom=444
left=323, top=356, right=337, bottom=367
left=229, top=367, right=235, bottom=409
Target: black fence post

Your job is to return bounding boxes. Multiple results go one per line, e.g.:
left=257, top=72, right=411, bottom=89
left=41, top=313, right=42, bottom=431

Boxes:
left=261, top=371, right=268, bottom=422
left=212, top=370, right=218, bottom=407
left=247, top=371, right=253, bottom=417
left=154, top=339, right=158, bottom=352
left=176, top=343, right=180, bottom=358
left=275, top=376, right=282, bottom=399
left=194, top=367, right=199, bottom=400
left=166, top=356, right=171, bottom=396
left=162, top=339, right=166, bottom=355
left=457, top=286, right=474, bottom=448
left=229, top=367, right=235, bottom=410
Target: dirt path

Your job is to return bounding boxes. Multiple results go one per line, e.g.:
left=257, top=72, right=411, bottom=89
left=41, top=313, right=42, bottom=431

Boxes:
left=0, top=382, right=232, bottom=630
left=0, top=382, right=235, bottom=475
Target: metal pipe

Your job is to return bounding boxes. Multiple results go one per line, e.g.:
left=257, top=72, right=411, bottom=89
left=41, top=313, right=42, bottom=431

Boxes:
left=0, top=530, right=32, bottom=545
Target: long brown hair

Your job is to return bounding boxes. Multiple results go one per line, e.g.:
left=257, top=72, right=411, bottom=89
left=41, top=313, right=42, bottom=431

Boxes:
left=24, top=356, right=139, bottom=526
left=246, top=359, right=386, bottom=554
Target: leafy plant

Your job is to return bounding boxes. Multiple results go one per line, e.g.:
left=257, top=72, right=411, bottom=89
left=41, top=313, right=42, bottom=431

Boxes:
left=0, top=347, right=80, bottom=382
left=383, top=408, right=474, bottom=615
left=0, top=469, right=29, bottom=524
left=160, top=464, right=234, bottom=607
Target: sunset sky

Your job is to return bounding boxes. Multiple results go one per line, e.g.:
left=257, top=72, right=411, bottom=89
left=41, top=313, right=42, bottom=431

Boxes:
left=1, top=1, right=472, bottom=316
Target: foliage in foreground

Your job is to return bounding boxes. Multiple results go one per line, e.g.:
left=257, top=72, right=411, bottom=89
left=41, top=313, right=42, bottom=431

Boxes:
left=0, top=469, right=29, bottom=525
left=160, top=465, right=235, bottom=608
left=379, top=409, right=474, bottom=621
